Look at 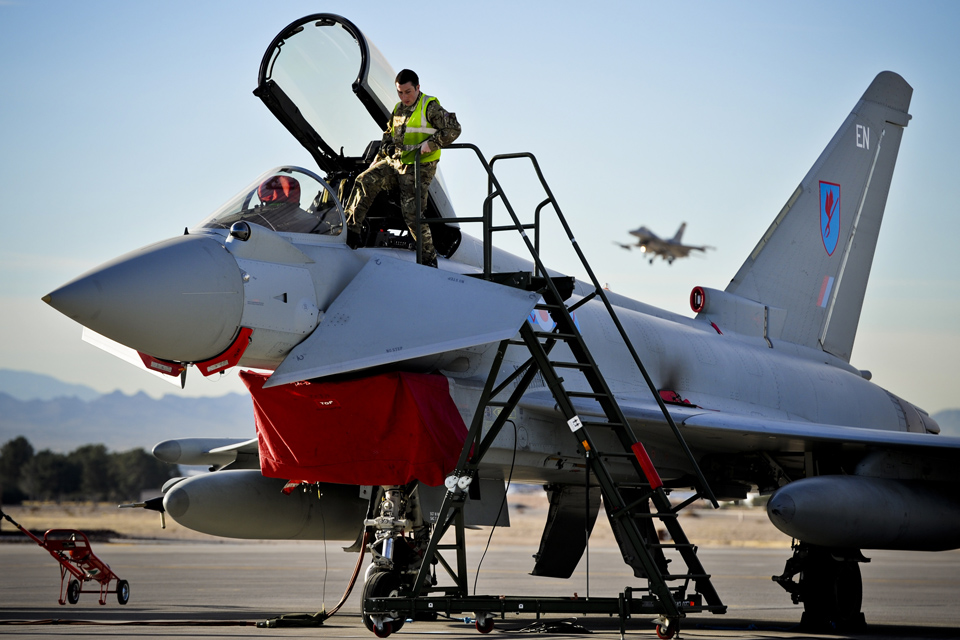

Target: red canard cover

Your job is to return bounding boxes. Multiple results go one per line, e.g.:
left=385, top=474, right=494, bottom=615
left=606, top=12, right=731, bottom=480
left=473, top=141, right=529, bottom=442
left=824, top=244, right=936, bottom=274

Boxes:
left=240, top=370, right=467, bottom=487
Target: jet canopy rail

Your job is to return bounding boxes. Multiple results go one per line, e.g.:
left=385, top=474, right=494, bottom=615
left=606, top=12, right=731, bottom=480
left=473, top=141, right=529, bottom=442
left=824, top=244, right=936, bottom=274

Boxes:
left=362, top=146, right=726, bottom=638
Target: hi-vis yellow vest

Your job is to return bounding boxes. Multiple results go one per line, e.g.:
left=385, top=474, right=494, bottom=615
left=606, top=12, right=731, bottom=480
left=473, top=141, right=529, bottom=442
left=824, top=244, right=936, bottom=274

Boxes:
left=397, top=93, right=440, bottom=164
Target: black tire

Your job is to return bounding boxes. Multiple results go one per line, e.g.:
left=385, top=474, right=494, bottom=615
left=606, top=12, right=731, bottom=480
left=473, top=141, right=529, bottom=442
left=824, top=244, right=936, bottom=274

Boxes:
left=361, top=571, right=405, bottom=634
left=116, top=579, right=130, bottom=605
left=67, top=579, right=81, bottom=605
left=800, top=549, right=863, bottom=628
left=476, top=616, right=495, bottom=634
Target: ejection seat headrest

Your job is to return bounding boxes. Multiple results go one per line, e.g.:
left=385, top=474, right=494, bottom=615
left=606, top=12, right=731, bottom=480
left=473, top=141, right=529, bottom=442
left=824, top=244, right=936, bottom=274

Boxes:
left=258, top=175, right=301, bottom=205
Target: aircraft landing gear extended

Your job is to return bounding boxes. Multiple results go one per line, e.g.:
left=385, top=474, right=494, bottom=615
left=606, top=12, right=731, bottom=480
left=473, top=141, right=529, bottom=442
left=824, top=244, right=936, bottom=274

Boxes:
left=772, top=541, right=868, bottom=631
left=361, top=486, right=436, bottom=637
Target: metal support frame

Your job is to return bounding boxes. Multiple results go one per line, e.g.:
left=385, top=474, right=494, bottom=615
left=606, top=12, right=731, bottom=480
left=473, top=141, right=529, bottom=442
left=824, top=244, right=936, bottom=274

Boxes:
left=367, top=143, right=727, bottom=637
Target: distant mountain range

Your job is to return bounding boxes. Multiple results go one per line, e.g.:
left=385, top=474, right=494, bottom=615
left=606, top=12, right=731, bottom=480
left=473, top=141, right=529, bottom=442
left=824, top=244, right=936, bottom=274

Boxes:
left=0, top=369, right=102, bottom=402
left=0, top=369, right=957, bottom=452
left=0, top=369, right=253, bottom=452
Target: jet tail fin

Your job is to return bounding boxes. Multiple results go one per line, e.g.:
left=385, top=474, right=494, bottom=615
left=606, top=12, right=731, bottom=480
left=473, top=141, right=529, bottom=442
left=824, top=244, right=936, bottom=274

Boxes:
left=671, top=222, right=687, bottom=243
left=725, top=72, right=912, bottom=361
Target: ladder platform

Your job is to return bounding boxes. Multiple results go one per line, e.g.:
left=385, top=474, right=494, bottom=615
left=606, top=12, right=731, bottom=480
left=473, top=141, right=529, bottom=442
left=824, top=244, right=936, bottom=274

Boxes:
left=470, top=271, right=575, bottom=301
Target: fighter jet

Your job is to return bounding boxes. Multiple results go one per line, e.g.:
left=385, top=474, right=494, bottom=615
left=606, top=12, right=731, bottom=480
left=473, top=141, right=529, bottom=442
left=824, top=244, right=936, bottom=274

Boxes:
left=41, top=12, right=960, bottom=636
left=616, top=222, right=712, bottom=264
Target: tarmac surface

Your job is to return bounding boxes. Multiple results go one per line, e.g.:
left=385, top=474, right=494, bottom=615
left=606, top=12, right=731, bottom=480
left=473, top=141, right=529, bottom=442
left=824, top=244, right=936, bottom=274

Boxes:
left=1, top=538, right=959, bottom=640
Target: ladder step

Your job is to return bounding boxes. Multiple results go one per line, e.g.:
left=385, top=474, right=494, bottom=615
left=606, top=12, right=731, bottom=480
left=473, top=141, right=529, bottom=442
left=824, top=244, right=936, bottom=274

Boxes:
left=549, top=361, right=593, bottom=370
left=579, top=420, right=623, bottom=428
left=663, top=573, right=711, bottom=580
left=533, top=331, right=579, bottom=339
left=649, top=543, right=698, bottom=549
left=592, top=451, right=634, bottom=458
left=567, top=391, right=608, bottom=399
left=617, top=510, right=678, bottom=519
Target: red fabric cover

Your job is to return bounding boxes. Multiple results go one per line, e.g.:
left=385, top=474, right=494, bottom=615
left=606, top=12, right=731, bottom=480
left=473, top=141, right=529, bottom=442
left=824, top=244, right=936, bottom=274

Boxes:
left=240, top=370, right=467, bottom=487
left=257, top=175, right=301, bottom=204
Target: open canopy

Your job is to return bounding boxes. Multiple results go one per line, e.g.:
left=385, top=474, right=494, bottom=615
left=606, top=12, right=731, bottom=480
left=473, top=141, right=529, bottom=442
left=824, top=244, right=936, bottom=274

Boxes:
left=254, top=14, right=398, bottom=175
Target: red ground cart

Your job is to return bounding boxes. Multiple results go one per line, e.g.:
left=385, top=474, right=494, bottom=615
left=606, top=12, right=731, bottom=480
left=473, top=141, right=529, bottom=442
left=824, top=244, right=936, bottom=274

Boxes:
left=1, top=509, right=130, bottom=605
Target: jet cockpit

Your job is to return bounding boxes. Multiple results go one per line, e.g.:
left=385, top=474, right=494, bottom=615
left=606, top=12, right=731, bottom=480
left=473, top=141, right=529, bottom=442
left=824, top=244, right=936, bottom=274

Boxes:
left=252, top=13, right=461, bottom=257
left=194, top=166, right=344, bottom=237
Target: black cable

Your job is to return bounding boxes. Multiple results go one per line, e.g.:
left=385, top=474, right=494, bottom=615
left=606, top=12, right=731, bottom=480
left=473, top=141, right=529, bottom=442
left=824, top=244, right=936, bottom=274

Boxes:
left=317, top=486, right=328, bottom=609
left=472, top=418, right=518, bottom=595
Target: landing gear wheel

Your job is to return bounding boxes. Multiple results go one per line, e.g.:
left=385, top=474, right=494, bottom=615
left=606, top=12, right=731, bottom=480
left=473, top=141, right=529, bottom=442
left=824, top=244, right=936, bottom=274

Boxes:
left=67, top=579, right=81, bottom=605
left=476, top=616, right=495, bottom=634
left=655, top=621, right=676, bottom=639
left=361, top=571, right=405, bottom=634
left=800, top=547, right=864, bottom=630
left=116, top=579, right=130, bottom=605
left=372, top=620, right=393, bottom=638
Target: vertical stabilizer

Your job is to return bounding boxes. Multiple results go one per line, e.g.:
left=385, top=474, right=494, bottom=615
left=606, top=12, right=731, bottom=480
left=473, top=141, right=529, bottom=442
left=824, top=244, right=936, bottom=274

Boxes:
left=672, top=222, right=687, bottom=243
left=725, top=72, right=912, bottom=361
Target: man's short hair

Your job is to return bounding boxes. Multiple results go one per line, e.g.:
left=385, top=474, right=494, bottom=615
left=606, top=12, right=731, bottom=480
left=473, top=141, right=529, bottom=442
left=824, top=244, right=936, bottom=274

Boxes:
left=396, top=69, right=419, bottom=87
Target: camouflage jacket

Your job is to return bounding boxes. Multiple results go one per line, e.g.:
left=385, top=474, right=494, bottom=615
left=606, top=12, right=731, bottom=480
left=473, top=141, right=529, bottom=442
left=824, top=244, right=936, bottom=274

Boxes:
left=377, top=96, right=461, bottom=162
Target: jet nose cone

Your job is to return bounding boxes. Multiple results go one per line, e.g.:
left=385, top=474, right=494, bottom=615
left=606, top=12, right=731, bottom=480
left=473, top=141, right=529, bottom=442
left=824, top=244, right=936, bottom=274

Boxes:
left=44, top=234, right=243, bottom=362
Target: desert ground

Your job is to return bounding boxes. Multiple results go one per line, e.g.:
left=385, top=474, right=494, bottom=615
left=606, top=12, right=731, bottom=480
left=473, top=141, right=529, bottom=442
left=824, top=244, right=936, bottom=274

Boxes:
left=0, top=490, right=789, bottom=549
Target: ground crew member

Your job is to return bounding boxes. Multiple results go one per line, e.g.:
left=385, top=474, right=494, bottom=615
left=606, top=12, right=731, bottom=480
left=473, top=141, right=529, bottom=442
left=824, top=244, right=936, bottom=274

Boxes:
left=344, top=69, right=461, bottom=267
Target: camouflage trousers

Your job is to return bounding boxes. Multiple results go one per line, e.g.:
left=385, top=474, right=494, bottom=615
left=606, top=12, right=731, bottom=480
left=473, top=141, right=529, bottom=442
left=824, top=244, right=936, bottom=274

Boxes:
left=345, top=158, right=438, bottom=262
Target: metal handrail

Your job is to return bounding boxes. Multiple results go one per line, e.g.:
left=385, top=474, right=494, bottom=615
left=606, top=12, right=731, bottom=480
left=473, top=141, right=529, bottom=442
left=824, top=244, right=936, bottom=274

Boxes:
left=413, top=143, right=718, bottom=507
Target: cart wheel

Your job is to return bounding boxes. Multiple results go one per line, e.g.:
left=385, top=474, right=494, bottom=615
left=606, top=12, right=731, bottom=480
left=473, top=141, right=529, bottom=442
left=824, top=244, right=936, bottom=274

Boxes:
left=656, top=622, right=676, bottom=639
left=373, top=620, right=393, bottom=638
left=67, top=579, right=81, bottom=605
left=476, top=616, right=495, bottom=634
left=116, top=579, right=130, bottom=605
left=361, top=571, right=405, bottom=633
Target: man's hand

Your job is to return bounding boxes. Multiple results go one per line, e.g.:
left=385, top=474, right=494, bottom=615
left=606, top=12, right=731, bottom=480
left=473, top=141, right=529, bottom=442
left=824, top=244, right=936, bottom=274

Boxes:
left=420, top=141, right=432, bottom=154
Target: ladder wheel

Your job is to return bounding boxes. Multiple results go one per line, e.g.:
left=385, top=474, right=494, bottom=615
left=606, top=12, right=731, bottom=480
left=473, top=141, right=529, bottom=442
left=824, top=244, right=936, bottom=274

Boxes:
left=373, top=620, right=393, bottom=638
left=476, top=617, right=495, bottom=634
left=656, top=622, right=676, bottom=639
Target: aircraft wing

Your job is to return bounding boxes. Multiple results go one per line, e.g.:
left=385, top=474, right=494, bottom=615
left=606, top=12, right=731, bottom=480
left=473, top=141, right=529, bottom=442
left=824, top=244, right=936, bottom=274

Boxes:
left=265, top=256, right=540, bottom=387
left=675, top=408, right=960, bottom=455
left=518, top=390, right=960, bottom=463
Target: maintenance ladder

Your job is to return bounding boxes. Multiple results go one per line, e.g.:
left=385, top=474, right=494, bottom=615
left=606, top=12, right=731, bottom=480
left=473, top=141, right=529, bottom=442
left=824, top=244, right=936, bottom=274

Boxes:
left=366, top=146, right=727, bottom=638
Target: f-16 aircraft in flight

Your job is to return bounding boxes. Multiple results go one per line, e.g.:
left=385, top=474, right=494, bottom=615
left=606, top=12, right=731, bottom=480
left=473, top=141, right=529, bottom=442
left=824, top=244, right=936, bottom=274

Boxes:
left=42, top=12, right=960, bottom=638
left=615, top=222, right=712, bottom=264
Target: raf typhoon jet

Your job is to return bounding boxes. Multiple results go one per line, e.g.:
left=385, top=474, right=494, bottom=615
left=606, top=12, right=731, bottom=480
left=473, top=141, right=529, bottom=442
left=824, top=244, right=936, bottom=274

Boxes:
left=615, top=222, right=712, bottom=264
left=43, top=13, right=960, bottom=637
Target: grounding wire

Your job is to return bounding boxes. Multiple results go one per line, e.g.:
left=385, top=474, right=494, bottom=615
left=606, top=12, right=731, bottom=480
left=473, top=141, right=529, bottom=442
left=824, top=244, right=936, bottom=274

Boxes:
left=472, top=418, right=518, bottom=595
left=317, top=486, right=328, bottom=610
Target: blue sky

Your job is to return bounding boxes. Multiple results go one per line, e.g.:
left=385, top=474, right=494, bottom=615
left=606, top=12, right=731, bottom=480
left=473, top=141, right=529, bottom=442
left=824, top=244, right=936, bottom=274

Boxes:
left=1, top=1, right=957, bottom=414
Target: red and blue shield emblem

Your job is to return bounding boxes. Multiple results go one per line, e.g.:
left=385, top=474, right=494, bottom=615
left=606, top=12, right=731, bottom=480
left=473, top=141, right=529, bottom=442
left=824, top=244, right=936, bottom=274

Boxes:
left=819, top=181, right=841, bottom=256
